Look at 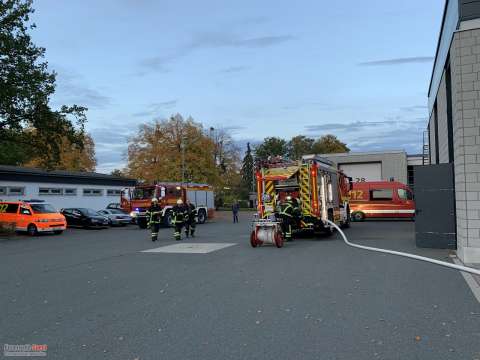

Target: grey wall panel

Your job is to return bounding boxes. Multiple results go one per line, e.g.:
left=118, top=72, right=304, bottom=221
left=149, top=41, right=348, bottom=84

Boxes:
left=460, top=0, right=480, bottom=21
left=437, top=72, right=450, bottom=163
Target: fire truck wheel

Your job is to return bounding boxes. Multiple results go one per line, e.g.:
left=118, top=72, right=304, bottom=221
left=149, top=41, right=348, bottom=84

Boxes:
left=137, top=217, right=148, bottom=229
left=163, top=212, right=173, bottom=227
left=250, top=230, right=258, bottom=248
left=197, top=209, right=207, bottom=224
left=352, top=212, right=365, bottom=222
left=274, top=231, right=284, bottom=248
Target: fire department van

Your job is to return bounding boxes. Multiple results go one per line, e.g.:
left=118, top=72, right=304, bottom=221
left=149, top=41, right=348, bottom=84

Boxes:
left=0, top=200, right=67, bottom=235
left=349, top=181, right=415, bottom=221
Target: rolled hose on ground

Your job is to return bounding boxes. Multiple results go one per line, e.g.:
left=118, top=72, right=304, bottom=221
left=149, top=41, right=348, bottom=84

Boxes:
left=325, top=220, right=480, bottom=276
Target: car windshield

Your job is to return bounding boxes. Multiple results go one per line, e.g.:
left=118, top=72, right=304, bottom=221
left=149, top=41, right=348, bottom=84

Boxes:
left=109, top=209, right=125, bottom=214
left=30, top=203, right=57, bottom=214
left=132, top=187, right=155, bottom=200
left=79, top=208, right=102, bottom=216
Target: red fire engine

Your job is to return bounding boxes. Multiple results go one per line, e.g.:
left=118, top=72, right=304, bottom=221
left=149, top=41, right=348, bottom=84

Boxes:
left=120, top=182, right=214, bottom=228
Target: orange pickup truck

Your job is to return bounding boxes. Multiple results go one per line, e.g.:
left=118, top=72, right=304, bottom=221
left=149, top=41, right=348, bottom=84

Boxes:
left=0, top=200, right=67, bottom=235
left=349, top=181, right=415, bottom=221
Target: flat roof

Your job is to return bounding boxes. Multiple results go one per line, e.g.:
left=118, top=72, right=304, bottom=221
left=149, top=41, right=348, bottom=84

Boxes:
left=319, top=150, right=407, bottom=158
left=0, top=165, right=136, bottom=186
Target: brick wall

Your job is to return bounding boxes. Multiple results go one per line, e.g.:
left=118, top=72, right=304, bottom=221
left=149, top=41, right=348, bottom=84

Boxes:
left=451, top=29, right=480, bottom=263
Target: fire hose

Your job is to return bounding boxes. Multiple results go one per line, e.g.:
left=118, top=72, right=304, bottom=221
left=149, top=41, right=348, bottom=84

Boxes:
left=325, top=220, right=480, bottom=276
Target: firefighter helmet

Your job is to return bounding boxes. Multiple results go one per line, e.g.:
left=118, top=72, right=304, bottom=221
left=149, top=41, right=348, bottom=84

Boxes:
left=151, top=197, right=158, bottom=203
left=286, top=195, right=292, bottom=201
left=177, top=199, right=183, bottom=205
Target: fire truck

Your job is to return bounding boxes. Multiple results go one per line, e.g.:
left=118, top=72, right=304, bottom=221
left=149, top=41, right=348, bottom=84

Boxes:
left=251, top=155, right=352, bottom=247
left=120, top=182, right=214, bottom=229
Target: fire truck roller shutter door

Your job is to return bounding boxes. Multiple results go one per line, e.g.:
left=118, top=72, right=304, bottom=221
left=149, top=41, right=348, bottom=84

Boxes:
left=339, top=162, right=382, bottom=182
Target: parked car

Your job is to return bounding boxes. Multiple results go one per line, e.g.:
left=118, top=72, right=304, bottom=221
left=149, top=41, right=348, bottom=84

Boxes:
left=349, top=181, right=415, bottom=221
left=0, top=200, right=66, bottom=236
left=106, top=203, right=124, bottom=211
left=61, top=208, right=109, bottom=228
left=98, top=209, right=132, bottom=226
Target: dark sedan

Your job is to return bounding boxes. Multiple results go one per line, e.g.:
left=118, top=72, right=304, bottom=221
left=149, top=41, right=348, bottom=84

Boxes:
left=61, top=208, right=109, bottom=228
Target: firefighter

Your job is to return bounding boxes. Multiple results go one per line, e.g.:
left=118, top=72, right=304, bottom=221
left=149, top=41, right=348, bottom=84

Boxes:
left=146, top=198, right=162, bottom=242
left=172, top=199, right=187, bottom=241
left=278, top=195, right=295, bottom=241
left=184, top=199, right=197, bottom=237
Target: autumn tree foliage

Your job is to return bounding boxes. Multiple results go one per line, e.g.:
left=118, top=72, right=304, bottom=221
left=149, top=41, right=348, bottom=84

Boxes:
left=126, top=114, right=239, bottom=189
left=26, top=132, right=97, bottom=172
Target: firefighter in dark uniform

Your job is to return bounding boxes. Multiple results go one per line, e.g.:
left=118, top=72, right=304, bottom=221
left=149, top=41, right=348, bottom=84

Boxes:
left=184, top=199, right=197, bottom=238
left=146, top=198, right=162, bottom=242
left=172, top=199, right=187, bottom=241
left=278, top=195, right=295, bottom=241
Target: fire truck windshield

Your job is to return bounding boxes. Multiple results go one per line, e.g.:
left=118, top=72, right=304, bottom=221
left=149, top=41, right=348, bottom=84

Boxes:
left=132, top=187, right=155, bottom=200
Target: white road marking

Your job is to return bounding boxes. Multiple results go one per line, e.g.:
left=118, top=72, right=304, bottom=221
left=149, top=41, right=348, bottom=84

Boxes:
left=141, top=243, right=237, bottom=254
left=452, top=257, right=480, bottom=304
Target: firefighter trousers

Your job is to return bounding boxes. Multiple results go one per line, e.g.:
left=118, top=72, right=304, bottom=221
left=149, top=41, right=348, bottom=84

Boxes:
left=150, top=223, right=160, bottom=241
left=174, top=222, right=184, bottom=241
left=280, top=215, right=293, bottom=241
left=185, top=220, right=196, bottom=237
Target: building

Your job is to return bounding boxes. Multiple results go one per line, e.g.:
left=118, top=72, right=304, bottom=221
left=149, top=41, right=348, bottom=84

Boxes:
left=321, top=150, right=422, bottom=190
left=0, top=165, right=136, bottom=210
left=427, top=0, right=480, bottom=263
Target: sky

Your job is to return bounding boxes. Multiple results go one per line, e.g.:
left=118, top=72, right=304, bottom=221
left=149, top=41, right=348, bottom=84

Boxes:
left=30, top=0, right=445, bottom=172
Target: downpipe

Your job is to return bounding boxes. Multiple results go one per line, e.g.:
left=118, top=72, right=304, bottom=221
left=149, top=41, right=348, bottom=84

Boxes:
left=325, top=220, right=480, bottom=276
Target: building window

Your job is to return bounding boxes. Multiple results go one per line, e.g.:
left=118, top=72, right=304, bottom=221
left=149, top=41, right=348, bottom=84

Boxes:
left=370, top=189, right=393, bottom=201
left=64, top=188, right=77, bottom=196
left=83, top=189, right=103, bottom=196
left=7, top=187, right=25, bottom=196
left=0, top=187, right=6, bottom=196
left=39, top=188, right=63, bottom=195
left=107, top=189, right=122, bottom=196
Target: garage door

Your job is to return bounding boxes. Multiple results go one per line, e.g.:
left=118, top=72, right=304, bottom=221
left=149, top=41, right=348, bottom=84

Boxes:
left=339, top=162, right=382, bottom=182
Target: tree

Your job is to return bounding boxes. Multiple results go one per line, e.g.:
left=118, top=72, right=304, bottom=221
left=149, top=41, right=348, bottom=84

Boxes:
left=287, top=135, right=315, bottom=160
left=126, top=114, right=239, bottom=190
left=254, top=137, right=288, bottom=160
left=0, top=0, right=87, bottom=168
left=311, top=134, right=350, bottom=154
left=240, top=142, right=254, bottom=193
left=110, top=169, right=124, bottom=177
left=26, top=132, right=96, bottom=172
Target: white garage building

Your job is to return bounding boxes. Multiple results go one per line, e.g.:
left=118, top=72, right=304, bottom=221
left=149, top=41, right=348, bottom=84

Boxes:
left=0, top=165, right=136, bottom=211
left=320, top=150, right=424, bottom=189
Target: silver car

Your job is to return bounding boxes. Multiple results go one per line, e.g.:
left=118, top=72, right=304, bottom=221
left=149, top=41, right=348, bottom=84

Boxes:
left=98, top=209, right=132, bottom=226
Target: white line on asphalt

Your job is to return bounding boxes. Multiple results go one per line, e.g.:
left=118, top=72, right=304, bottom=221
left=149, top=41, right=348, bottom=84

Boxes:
left=452, top=257, right=480, bottom=304
left=141, top=243, right=237, bottom=254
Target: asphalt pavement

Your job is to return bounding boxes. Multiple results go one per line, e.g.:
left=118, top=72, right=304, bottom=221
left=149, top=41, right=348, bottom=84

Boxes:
left=0, top=212, right=479, bottom=360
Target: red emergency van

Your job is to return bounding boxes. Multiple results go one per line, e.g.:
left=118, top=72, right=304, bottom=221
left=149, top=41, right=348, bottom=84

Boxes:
left=349, top=181, right=415, bottom=221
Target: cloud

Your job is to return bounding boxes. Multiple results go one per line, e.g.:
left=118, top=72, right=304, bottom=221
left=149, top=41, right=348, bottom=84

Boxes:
left=305, top=121, right=391, bottom=133
left=132, top=100, right=178, bottom=117
left=138, top=32, right=295, bottom=74
left=400, top=105, right=428, bottom=112
left=358, top=56, right=434, bottom=66
left=219, top=65, right=251, bottom=73
left=52, top=67, right=111, bottom=109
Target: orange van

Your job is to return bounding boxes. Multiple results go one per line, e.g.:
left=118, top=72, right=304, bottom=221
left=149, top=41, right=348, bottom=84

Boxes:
left=349, top=181, right=415, bottom=221
left=0, top=200, right=67, bottom=235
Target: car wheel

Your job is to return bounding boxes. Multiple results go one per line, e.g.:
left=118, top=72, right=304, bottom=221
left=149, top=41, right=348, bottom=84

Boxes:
left=352, top=211, right=365, bottom=222
left=197, top=210, right=206, bottom=224
left=27, top=224, right=38, bottom=236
